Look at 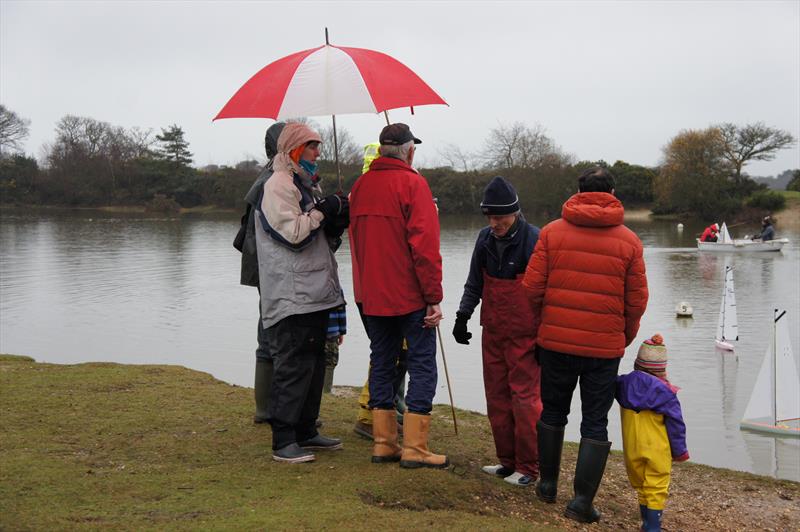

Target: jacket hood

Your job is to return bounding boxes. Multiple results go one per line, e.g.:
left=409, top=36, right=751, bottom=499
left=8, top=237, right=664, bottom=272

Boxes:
left=265, top=122, right=286, bottom=159
left=561, top=192, right=624, bottom=227
left=277, top=122, right=322, bottom=153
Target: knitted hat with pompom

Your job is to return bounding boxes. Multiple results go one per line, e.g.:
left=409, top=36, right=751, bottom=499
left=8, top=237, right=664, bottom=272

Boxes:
left=635, top=334, right=667, bottom=377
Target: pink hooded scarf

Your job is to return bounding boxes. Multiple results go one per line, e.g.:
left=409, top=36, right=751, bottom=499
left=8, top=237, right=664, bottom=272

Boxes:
left=272, top=122, right=322, bottom=177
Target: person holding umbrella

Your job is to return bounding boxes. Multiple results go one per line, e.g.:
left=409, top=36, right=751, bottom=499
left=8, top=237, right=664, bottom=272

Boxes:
left=349, top=123, right=448, bottom=469
left=452, top=176, right=542, bottom=487
left=254, top=121, right=348, bottom=464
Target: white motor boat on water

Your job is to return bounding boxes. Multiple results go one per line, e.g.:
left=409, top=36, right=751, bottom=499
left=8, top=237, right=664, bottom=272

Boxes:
left=715, top=265, right=738, bottom=351
left=697, top=222, right=788, bottom=252
left=740, top=309, right=800, bottom=438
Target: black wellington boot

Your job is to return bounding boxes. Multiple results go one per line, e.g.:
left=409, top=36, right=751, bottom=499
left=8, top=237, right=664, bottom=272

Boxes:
left=564, top=438, right=612, bottom=523
left=253, top=359, right=273, bottom=424
left=535, top=421, right=565, bottom=503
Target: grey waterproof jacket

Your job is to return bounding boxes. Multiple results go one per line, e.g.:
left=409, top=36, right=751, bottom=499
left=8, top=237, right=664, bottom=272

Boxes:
left=255, top=157, right=343, bottom=328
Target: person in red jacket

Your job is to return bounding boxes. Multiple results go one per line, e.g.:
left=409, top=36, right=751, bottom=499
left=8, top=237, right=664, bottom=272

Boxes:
left=349, top=123, right=447, bottom=470
left=699, top=223, right=719, bottom=242
left=522, top=167, right=649, bottom=524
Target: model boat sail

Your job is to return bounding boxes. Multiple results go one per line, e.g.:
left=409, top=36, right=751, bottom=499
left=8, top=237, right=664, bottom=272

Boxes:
left=719, top=222, right=733, bottom=244
left=715, top=265, right=738, bottom=351
left=740, top=309, right=800, bottom=437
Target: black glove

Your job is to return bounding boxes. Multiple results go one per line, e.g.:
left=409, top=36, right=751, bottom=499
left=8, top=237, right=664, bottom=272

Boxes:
left=324, top=214, right=349, bottom=239
left=315, top=194, right=348, bottom=219
left=452, top=312, right=472, bottom=345
left=322, top=194, right=349, bottom=240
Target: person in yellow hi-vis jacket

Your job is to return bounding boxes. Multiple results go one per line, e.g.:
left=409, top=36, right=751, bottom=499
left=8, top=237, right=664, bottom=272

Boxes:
left=616, top=334, right=689, bottom=532
left=362, top=142, right=380, bottom=174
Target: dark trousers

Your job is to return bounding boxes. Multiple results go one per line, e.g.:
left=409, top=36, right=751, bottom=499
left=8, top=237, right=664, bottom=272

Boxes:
left=357, top=303, right=408, bottom=407
left=256, top=314, right=271, bottom=362
left=365, top=308, right=436, bottom=414
left=266, top=309, right=329, bottom=450
left=538, top=347, right=620, bottom=441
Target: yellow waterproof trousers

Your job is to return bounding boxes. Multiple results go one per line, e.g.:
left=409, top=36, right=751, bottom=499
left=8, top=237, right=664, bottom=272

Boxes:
left=620, top=406, right=672, bottom=510
left=357, top=379, right=372, bottom=424
left=356, top=340, right=408, bottom=425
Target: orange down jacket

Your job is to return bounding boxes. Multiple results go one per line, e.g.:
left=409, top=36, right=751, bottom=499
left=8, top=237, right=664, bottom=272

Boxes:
left=522, top=192, right=648, bottom=358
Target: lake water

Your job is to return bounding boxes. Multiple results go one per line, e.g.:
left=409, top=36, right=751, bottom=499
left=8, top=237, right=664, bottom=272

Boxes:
left=1, top=207, right=798, bottom=481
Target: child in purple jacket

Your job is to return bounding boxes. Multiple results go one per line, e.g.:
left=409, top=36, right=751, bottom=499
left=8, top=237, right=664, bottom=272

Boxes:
left=616, top=334, right=688, bottom=532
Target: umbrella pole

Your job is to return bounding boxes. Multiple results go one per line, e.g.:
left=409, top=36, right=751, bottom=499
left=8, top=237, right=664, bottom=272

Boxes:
left=331, top=114, right=342, bottom=193
left=384, top=111, right=390, bottom=126
left=436, top=325, right=458, bottom=436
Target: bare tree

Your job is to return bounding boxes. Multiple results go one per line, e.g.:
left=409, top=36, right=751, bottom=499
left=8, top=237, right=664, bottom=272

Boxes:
left=0, top=105, right=31, bottom=156
left=318, top=125, right=361, bottom=166
left=437, top=143, right=476, bottom=172
left=481, top=122, right=562, bottom=170
left=127, top=127, right=156, bottom=158
left=715, top=122, right=796, bottom=185
left=286, top=117, right=320, bottom=129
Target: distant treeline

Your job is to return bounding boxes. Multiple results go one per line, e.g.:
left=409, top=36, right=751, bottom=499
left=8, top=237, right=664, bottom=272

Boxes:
left=0, top=107, right=796, bottom=219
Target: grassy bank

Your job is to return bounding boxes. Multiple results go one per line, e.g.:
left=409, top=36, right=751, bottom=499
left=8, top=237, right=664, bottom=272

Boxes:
left=1, top=355, right=797, bottom=530
left=776, top=190, right=800, bottom=231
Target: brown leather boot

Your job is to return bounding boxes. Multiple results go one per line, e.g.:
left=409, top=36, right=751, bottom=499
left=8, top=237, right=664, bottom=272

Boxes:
left=399, top=412, right=449, bottom=469
left=371, top=409, right=402, bottom=463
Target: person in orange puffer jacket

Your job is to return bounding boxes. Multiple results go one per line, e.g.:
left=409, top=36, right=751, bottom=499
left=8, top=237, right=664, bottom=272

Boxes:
left=522, top=166, right=649, bottom=524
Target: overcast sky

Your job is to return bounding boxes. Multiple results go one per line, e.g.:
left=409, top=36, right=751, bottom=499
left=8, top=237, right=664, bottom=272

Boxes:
left=2, top=1, right=798, bottom=176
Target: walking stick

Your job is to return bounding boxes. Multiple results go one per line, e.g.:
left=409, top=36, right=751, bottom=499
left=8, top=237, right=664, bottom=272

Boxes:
left=436, top=325, right=459, bottom=436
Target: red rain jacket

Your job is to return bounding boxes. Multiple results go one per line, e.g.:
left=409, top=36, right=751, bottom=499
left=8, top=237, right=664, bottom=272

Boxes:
left=349, top=156, right=442, bottom=316
left=700, top=225, right=718, bottom=242
left=522, top=192, right=648, bottom=358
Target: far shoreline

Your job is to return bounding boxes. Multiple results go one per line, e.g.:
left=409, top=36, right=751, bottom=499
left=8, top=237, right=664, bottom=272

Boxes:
left=2, top=192, right=798, bottom=227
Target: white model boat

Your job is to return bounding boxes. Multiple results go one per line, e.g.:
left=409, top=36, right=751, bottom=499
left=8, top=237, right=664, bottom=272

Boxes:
left=740, top=309, right=800, bottom=438
left=715, top=266, right=738, bottom=351
left=697, top=222, right=788, bottom=252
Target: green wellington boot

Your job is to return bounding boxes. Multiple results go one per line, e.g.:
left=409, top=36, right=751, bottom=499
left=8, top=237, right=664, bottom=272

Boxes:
left=322, top=366, right=335, bottom=394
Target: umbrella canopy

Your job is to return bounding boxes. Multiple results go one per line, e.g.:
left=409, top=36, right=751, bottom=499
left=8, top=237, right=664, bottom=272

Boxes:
left=214, top=44, right=447, bottom=120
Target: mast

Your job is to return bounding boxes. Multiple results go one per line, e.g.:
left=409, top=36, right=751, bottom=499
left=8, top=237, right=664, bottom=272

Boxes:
left=772, top=309, right=786, bottom=424
left=720, top=267, right=729, bottom=340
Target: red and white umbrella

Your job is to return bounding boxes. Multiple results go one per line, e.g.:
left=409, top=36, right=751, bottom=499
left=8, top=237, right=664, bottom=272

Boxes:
left=214, top=43, right=447, bottom=120
left=214, top=32, right=447, bottom=188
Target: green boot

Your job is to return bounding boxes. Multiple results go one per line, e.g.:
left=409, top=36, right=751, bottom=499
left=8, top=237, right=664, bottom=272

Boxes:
left=254, top=359, right=273, bottom=424
left=323, top=366, right=335, bottom=394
